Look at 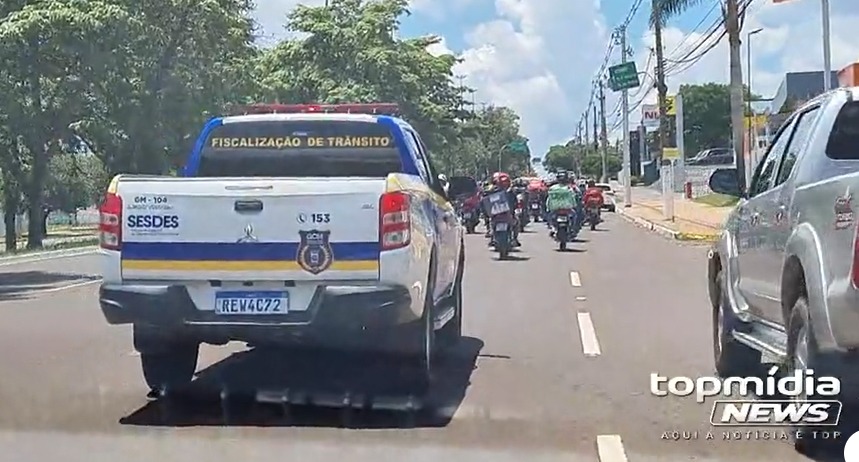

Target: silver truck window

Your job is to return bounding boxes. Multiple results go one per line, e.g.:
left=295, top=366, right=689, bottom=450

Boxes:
left=198, top=120, right=402, bottom=177
left=774, top=107, right=820, bottom=186
left=750, top=122, right=793, bottom=196
left=826, top=101, right=859, bottom=159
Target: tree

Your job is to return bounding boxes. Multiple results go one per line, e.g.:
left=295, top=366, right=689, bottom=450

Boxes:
left=653, top=0, right=745, bottom=188
left=0, top=0, right=528, bottom=249
left=543, top=141, right=620, bottom=178
left=679, top=83, right=731, bottom=156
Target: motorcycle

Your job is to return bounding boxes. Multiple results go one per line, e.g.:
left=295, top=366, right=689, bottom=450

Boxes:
left=456, top=196, right=481, bottom=234
left=553, top=208, right=577, bottom=251
left=584, top=201, right=601, bottom=231
left=515, top=193, right=528, bottom=233
left=483, top=191, right=516, bottom=259
left=528, top=198, right=542, bottom=222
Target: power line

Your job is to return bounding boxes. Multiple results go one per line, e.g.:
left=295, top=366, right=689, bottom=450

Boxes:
left=576, top=0, right=646, bottom=137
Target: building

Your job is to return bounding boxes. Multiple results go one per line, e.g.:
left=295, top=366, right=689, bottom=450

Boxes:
left=770, top=71, right=839, bottom=114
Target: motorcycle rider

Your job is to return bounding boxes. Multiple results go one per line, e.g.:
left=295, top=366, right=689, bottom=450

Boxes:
left=545, top=170, right=578, bottom=236
left=483, top=172, right=521, bottom=247
left=583, top=179, right=605, bottom=224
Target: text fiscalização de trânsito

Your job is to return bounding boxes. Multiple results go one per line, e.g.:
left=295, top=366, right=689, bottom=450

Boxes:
left=210, top=136, right=393, bottom=149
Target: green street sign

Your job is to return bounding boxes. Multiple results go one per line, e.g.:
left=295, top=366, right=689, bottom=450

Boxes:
left=507, top=140, right=529, bottom=153
left=608, top=62, right=640, bottom=91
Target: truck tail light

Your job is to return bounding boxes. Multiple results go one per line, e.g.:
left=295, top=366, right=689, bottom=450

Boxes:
left=99, top=192, right=122, bottom=250
left=380, top=191, right=410, bottom=251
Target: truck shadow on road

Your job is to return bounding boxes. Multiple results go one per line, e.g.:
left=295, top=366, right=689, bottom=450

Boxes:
left=0, top=271, right=100, bottom=301
left=119, top=337, right=483, bottom=429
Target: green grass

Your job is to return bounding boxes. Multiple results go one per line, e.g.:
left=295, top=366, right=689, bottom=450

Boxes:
left=693, top=193, right=740, bottom=207
left=0, top=236, right=98, bottom=256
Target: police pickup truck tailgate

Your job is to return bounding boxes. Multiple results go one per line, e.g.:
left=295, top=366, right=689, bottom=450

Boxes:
left=117, top=177, right=385, bottom=281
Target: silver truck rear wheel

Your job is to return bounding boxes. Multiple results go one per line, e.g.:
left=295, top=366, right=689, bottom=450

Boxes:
left=141, top=344, right=199, bottom=392
left=788, top=297, right=834, bottom=456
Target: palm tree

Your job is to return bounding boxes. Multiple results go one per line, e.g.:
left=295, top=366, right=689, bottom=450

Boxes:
left=651, top=0, right=746, bottom=189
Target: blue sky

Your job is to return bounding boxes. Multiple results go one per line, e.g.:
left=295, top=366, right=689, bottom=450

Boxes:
left=255, top=0, right=859, bottom=160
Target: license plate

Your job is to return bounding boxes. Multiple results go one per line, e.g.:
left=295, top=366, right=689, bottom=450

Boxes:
left=214, top=290, right=288, bottom=315
left=556, top=216, right=568, bottom=222
left=495, top=222, right=508, bottom=231
left=464, top=213, right=472, bottom=219
left=531, top=203, right=539, bottom=209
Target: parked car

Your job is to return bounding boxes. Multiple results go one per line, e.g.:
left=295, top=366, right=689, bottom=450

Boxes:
left=594, top=183, right=616, bottom=212
left=688, top=148, right=734, bottom=166
left=706, top=87, right=859, bottom=455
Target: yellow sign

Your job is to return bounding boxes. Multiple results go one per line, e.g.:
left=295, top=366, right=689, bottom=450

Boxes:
left=666, top=96, right=676, bottom=116
left=744, top=114, right=767, bottom=129
left=663, top=147, right=680, bottom=159
left=210, top=136, right=393, bottom=149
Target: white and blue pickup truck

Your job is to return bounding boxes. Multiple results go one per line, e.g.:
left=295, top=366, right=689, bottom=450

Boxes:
left=97, top=103, right=466, bottom=395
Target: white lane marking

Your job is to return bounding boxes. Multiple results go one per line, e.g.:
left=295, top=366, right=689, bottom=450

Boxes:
left=569, top=271, right=582, bottom=287
left=0, top=247, right=97, bottom=267
left=575, top=295, right=587, bottom=301
left=576, top=312, right=601, bottom=356
left=29, top=278, right=101, bottom=295
left=596, top=435, right=629, bottom=461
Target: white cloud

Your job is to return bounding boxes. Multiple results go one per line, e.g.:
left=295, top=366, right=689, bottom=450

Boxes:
left=451, top=0, right=608, bottom=159
left=252, top=0, right=326, bottom=42
left=611, top=0, right=859, bottom=139
left=425, top=36, right=454, bottom=57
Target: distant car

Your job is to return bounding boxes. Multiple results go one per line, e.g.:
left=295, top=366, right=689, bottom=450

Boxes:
left=688, top=148, right=735, bottom=166
left=595, top=183, right=616, bottom=212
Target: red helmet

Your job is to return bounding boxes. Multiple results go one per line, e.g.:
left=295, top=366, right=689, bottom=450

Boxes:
left=494, top=172, right=511, bottom=188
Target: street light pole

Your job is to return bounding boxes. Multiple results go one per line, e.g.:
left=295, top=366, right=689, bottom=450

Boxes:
left=747, top=28, right=763, bottom=173
left=821, top=0, right=832, bottom=90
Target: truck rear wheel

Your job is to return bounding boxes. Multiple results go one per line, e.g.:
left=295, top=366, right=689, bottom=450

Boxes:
left=787, top=296, right=836, bottom=456
left=140, top=343, right=200, bottom=393
left=411, top=255, right=438, bottom=394
left=438, top=245, right=464, bottom=348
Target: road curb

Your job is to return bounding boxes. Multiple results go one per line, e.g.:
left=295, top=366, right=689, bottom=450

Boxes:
left=0, top=238, right=98, bottom=265
left=616, top=207, right=718, bottom=241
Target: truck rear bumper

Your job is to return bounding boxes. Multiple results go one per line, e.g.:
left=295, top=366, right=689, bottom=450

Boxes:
left=100, top=283, right=422, bottom=354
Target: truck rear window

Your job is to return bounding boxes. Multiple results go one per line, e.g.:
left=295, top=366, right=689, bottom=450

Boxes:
left=197, top=120, right=402, bottom=177
left=826, top=101, right=859, bottom=160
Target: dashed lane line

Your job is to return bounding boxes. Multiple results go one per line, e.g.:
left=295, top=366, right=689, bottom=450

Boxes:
left=569, top=271, right=582, bottom=287
left=576, top=312, right=601, bottom=356
left=596, top=435, right=629, bottom=461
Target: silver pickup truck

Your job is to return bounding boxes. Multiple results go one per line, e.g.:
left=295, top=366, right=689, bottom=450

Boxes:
left=707, top=86, right=859, bottom=454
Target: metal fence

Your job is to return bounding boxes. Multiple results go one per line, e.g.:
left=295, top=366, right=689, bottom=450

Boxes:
left=0, top=208, right=98, bottom=237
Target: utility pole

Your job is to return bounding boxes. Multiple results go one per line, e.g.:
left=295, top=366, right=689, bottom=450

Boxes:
left=615, top=25, right=632, bottom=206
left=598, top=81, right=609, bottom=182
left=584, top=110, right=590, bottom=146
left=592, top=103, right=598, bottom=155
left=652, top=5, right=669, bottom=164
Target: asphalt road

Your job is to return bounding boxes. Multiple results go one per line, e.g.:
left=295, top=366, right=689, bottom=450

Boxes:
left=0, top=216, right=851, bottom=461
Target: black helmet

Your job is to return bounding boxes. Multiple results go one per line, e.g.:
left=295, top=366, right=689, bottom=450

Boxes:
left=555, top=171, right=570, bottom=183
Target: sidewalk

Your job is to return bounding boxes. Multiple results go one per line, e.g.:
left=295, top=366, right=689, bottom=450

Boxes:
left=613, top=185, right=731, bottom=240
